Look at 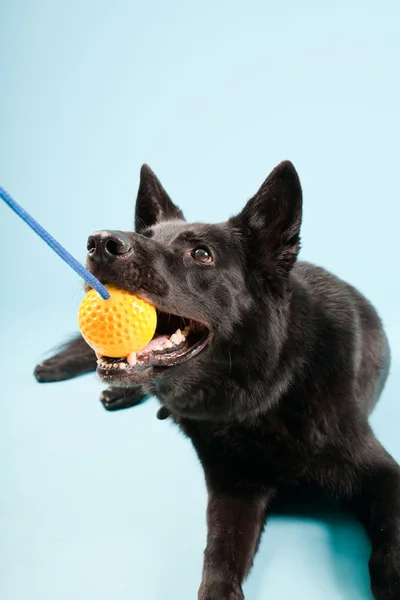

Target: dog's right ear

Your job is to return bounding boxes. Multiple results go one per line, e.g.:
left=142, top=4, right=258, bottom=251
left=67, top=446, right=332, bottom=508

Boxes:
left=135, top=165, right=185, bottom=233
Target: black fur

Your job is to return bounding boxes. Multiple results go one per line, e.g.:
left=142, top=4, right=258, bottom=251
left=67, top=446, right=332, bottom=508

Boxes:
left=35, top=161, right=400, bottom=599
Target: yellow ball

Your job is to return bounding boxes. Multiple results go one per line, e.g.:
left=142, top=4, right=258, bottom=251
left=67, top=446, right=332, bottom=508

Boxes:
left=78, top=285, right=157, bottom=358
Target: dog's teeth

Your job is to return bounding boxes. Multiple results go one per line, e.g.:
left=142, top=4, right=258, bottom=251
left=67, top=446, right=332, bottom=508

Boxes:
left=113, top=363, right=119, bottom=369
left=176, top=329, right=182, bottom=336
left=127, top=352, right=137, bottom=366
left=120, top=362, right=126, bottom=370
left=183, top=326, right=190, bottom=336
left=170, top=334, right=180, bottom=345
left=164, top=340, right=173, bottom=348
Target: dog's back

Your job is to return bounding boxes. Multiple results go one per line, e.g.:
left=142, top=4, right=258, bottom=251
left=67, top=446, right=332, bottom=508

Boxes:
left=294, top=261, right=390, bottom=415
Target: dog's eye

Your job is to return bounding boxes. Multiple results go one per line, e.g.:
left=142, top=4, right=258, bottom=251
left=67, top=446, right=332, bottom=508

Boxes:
left=192, top=247, right=213, bottom=263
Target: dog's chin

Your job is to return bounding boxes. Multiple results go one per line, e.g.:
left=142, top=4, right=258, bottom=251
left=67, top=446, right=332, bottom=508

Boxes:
left=97, top=364, right=155, bottom=387
left=96, top=310, right=211, bottom=387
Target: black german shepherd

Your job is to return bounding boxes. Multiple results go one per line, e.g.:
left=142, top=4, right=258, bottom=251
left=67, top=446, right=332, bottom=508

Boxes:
left=34, top=161, right=400, bottom=599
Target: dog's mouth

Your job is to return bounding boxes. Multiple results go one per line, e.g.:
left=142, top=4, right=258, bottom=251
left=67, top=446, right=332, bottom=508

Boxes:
left=96, top=310, right=210, bottom=382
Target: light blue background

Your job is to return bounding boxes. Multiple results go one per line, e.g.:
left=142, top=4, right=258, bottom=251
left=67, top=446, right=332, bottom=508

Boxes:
left=1, top=1, right=399, bottom=598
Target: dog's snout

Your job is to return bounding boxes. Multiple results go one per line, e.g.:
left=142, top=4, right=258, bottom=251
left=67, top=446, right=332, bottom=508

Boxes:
left=87, top=230, right=132, bottom=263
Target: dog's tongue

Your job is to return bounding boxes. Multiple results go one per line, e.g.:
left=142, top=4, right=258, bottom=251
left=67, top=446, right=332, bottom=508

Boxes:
left=126, top=330, right=187, bottom=365
left=139, top=335, right=170, bottom=354
left=126, top=335, right=170, bottom=366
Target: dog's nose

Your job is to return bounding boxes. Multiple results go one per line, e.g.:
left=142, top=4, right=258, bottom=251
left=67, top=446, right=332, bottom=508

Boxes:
left=87, top=231, right=132, bottom=263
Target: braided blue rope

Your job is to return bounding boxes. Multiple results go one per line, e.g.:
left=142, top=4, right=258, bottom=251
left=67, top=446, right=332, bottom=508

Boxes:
left=0, top=186, right=110, bottom=299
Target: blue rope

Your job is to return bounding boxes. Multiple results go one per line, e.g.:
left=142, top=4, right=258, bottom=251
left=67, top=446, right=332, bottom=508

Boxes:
left=0, top=186, right=110, bottom=300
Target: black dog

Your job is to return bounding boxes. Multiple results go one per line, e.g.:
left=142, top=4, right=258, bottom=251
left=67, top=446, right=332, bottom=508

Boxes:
left=34, top=161, right=400, bottom=599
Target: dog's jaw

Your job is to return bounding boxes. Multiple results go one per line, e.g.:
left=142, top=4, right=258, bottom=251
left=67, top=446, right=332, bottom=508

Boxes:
left=95, top=316, right=211, bottom=387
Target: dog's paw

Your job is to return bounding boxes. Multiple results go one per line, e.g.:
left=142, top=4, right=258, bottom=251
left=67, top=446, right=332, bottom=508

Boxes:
left=156, top=406, right=171, bottom=420
left=370, top=544, right=400, bottom=600
left=99, top=387, right=145, bottom=412
left=34, top=358, right=72, bottom=383
left=198, top=582, right=244, bottom=600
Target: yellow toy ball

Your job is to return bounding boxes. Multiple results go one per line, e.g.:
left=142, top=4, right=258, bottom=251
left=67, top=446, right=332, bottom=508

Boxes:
left=78, top=285, right=157, bottom=358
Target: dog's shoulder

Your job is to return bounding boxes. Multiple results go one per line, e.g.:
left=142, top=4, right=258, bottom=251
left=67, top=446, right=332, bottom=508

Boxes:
left=292, top=260, right=366, bottom=315
left=293, top=260, right=347, bottom=292
left=292, top=260, right=382, bottom=328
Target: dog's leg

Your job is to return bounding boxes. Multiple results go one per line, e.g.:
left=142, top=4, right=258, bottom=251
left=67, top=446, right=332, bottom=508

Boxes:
left=198, top=488, right=274, bottom=600
left=99, top=386, right=147, bottom=412
left=349, top=439, right=400, bottom=600
left=34, top=336, right=97, bottom=382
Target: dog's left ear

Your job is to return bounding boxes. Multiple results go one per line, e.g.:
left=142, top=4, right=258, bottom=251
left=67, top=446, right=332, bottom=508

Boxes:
left=135, top=165, right=185, bottom=233
left=232, top=160, right=302, bottom=276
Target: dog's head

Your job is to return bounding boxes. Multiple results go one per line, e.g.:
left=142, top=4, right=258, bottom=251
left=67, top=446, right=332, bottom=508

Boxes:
left=86, top=161, right=302, bottom=418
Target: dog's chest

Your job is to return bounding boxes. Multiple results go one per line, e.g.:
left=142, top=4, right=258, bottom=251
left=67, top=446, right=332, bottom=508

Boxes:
left=180, top=416, right=314, bottom=487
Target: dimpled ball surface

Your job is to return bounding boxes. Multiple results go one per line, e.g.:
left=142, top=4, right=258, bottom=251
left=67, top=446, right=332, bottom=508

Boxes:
left=78, top=285, right=157, bottom=358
